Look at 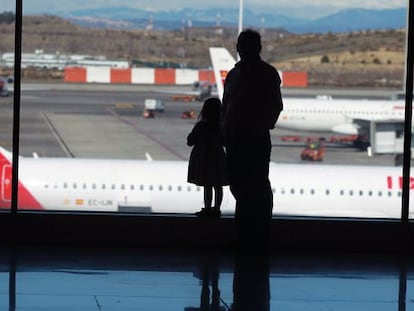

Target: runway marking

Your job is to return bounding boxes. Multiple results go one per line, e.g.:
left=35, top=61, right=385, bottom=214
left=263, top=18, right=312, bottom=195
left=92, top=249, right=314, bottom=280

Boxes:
left=41, top=111, right=74, bottom=158
left=106, top=107, right=185, bottom=160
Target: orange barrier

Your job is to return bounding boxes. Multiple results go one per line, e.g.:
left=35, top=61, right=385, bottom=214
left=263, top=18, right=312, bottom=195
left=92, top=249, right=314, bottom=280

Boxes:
left=282, top=71, right=308, bottom=88
left=64, top=67, right=87, bottom=83
left=198, top=70, right=215, bottom=84
left=111, top=68, right=132, bottom=84
left=155, top=69, right=175, bottom=84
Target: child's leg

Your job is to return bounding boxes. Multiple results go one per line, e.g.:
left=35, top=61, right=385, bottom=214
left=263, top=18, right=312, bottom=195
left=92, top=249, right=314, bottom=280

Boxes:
left=213, top=186, right=223, bottom=210
left=204, top=186, right=213, bottom=209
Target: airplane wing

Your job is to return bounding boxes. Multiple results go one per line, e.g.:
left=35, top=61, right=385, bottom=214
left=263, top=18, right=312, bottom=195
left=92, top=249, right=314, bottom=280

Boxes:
left=332, top=116, right=404, bottom=135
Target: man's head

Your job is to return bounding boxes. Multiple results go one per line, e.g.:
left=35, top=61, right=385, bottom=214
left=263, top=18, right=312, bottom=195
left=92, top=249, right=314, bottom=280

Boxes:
left=236, top=29, right=262, bottom=59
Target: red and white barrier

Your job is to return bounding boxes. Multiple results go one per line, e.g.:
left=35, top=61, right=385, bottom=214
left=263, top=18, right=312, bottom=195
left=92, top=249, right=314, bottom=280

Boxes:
left=65, top=67, right=307, bottom=87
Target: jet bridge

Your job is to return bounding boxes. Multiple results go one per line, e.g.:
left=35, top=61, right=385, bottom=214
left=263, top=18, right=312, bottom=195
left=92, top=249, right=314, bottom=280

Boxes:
left=367, top=120, right=412, bottom=165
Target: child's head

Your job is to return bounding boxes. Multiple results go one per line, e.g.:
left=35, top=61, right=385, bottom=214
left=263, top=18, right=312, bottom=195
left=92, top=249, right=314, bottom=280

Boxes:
left=199, top=97, right=221, bottom=123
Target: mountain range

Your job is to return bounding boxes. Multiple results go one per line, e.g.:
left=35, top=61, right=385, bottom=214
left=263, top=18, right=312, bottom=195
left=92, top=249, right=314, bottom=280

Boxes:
left=64, top=6, right=407, bottom=33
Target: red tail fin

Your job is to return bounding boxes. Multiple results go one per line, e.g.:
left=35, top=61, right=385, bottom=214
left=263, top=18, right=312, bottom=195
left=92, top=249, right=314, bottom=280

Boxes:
left=0, top=147, right=12, bottom=208
left=0, top=147, right=44, bottom=210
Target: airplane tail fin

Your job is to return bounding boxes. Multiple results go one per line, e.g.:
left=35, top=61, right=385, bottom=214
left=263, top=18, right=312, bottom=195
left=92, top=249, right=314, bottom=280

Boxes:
left=209, top=47, right=236, bottom=101
left=0, top=146, right=12, bottom=162
left=0, top=147, right=12, bottom=207
left=0, top=146, right=44, bottom=210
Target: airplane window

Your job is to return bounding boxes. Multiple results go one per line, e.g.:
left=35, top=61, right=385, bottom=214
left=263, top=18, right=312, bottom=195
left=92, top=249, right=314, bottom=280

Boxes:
left=53, top=183, right=58, bottom=189
left=130, top=185, right=134, bottom=190
left=140, top=185, right=144, bottom=191
left=150, top=185, right=154, bottom=191
left=398, top=192, right=402, bottom=197
left=368, top=191, right=373, bottom=196
left=359, top=190, right=363, bottom=196
left=44, top=184, right=49, bottom=189
left=388, top=191, right=392, bottom=197
left=340, top=190, right=344, bottom=196
left=310, top=189, right=315, bottom=195
left=83, top=183, right=87, bottom=189
left=73, top=183, right=77, bottom=189
left=102, top=184, right=106, bottom=190
left=92, top=183, right=96, bottom=189
left=300, top=189, right=304, bottom=194
left=325, top=189, right=330, bottom=195
left=378, top=191, right=383, bottom=197
left=281, top=188, right=286, bottom=194
left=187, top=186, right=191, bottom=191
left=272, top=188, right=275, bottom=194
left=349, top=190, right=354, bottom=196
left=121, top=184, right=125, bottom=190
left=290, top=189, right=295, bottom=194
left=178, top=186, right=182, bottom=191
left=196, top=187, right=201, bottom=192
left=159, top=185, right=163, bottom=191
left=168, top=185, right=172, bottom=191
left=111, top=184, right=116, bottom=190
left=63, top=182, right=68, bottom=189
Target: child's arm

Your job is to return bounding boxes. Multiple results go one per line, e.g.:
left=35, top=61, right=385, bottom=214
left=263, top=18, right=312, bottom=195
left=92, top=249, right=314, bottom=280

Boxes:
left=187, top=123, right=200, bottom=146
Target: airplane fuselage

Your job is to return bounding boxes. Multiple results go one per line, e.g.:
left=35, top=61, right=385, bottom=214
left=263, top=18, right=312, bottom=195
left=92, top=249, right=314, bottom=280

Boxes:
left=277, top=98, right=406, bottom=134
left=0, top=148, right=410, bottom=219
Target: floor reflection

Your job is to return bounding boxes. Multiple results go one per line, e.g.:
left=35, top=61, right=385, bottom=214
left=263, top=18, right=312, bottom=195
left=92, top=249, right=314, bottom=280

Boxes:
left=0, top=248, right=413, bottom=310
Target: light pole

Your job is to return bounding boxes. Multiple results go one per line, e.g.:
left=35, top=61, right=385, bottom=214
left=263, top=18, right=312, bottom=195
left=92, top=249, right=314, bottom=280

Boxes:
left=237, top=0, right=243, bottom=61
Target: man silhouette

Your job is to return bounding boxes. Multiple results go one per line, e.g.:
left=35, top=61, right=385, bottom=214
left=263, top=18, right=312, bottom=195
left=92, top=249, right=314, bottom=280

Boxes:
left=222, top=29, right=283, bottom=251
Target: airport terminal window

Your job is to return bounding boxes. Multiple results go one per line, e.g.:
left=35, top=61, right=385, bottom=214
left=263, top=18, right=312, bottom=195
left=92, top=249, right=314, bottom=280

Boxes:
left=2, top=0, right=412, bottom=221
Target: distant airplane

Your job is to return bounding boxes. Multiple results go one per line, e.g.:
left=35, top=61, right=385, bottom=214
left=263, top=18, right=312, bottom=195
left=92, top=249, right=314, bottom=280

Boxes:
left=0, top=146, right=410, bottom=218
left=209, top=47, right=406, bottom=149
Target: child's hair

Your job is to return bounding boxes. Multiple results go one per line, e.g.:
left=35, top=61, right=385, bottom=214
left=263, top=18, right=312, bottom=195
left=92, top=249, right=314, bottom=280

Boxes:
left=198, top=97, right=221, bottom=124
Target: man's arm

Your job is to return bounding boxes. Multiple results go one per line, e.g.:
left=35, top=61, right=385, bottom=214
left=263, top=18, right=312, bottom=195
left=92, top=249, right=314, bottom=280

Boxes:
left=267, top=70, right=284, bottom=129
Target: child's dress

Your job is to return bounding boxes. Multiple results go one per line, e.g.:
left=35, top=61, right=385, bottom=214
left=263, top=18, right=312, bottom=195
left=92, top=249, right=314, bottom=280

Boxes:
left=187, top=121, right=228, bottom=186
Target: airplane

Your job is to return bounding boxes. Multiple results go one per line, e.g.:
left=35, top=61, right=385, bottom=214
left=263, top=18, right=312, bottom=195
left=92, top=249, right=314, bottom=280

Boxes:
left=0, top=146, right=410, bottom=219
left=208, top=47, right=406, bottom=149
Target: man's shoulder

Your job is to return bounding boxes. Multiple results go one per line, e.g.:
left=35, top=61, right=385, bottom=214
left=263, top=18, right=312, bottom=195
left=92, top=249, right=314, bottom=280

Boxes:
left=260, top=60, right=278, bottom=73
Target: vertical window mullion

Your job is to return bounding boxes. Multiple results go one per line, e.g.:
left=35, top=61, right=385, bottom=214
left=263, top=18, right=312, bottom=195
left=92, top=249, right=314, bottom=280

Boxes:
left=11, top=0, right=23, bottom=214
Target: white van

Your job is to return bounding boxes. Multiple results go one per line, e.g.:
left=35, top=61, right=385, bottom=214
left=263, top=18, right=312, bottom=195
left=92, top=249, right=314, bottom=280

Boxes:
left=144, top=98, right=165, bottom=112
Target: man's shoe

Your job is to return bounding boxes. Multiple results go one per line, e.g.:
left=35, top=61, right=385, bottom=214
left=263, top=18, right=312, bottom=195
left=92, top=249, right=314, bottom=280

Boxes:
left=210, top=208, right=221, bottom=218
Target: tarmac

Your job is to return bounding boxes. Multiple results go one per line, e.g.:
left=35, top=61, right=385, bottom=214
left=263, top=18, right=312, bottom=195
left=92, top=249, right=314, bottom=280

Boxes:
left=0, top=83, right=398, bottom=166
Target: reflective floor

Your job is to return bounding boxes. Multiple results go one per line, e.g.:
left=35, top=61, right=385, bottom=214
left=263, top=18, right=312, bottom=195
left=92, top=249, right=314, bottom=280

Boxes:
left=0, top=247, right=413, bottom=310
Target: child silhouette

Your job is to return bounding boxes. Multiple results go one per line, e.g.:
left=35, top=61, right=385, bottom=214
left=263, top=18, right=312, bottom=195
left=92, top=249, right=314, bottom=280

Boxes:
left=187, top=97, right=228, bottom=217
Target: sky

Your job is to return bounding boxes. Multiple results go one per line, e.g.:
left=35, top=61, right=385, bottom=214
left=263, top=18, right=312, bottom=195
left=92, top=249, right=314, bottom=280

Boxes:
left=1, top=0, right=408, bottom=19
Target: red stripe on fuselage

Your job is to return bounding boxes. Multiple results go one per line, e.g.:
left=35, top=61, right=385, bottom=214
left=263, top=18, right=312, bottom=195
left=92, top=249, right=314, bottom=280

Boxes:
left=0, top=150, right=44, bottom=210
